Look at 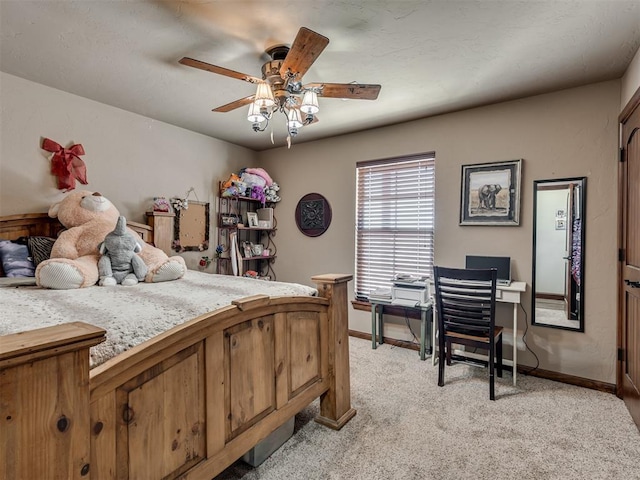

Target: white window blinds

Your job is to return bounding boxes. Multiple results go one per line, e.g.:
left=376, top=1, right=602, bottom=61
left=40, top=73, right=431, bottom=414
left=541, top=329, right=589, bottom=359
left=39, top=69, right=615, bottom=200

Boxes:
left=355, top=154, right=435, bottom=299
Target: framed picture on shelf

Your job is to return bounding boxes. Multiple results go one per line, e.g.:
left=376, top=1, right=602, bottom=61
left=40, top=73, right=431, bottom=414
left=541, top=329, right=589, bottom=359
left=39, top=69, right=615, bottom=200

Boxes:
left=251, top=243, right=264, bottom=256
left=220, top=213, right=241, bottom=226
left=459, top=159, right=522, bottom=226
left=246, top=212, right=259, bottom=228
left=242, top=242, right=253, bottom=258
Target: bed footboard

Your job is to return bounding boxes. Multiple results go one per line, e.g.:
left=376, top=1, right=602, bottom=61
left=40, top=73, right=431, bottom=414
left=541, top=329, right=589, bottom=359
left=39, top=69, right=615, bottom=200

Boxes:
left=1, top=322, right=106, bottom=479
left=1, top=274, right=353, bottom=479
left=312, top=274, right=357, bottom=430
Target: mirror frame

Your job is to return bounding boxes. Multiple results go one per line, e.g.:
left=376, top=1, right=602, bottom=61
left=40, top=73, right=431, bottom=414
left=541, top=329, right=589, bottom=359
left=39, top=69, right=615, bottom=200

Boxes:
left=531, top=177, right=586, bottom=331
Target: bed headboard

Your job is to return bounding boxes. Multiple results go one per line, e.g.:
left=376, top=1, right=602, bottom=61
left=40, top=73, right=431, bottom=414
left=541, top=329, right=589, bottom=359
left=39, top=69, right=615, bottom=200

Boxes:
left=0, top=213, right=154, bottom=243
left=0, top=213, right=155, bottom=277
left=0, top=213, right=64, bottom=240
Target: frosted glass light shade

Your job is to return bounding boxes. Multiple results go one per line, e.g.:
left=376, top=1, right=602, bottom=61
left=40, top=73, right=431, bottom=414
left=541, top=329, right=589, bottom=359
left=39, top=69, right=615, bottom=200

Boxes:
left=254, top=82, right=275, bottom=108
left=287, top=108, right=303, bottom=128
left=247, top=102, right=265, bottom=122
left=300, top=90, right=319, bottom=114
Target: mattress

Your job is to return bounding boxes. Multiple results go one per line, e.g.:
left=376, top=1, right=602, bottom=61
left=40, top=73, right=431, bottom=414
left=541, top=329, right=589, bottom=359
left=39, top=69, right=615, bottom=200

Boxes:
left=0, top=270, right=317, bottom=367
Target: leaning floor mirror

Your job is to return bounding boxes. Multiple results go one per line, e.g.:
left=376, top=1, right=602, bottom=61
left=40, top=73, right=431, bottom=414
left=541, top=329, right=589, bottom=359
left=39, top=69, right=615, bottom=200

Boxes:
left=532, top=177, right=586, bottom=331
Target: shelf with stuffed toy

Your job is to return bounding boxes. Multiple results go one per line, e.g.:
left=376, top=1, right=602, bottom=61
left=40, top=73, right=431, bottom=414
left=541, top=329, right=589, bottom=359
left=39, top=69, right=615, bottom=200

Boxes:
left=217, top=168, right=280, bottom=280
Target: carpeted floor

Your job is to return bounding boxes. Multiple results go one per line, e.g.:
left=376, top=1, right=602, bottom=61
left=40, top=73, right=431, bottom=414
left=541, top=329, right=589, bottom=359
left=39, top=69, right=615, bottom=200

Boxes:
left=216, top=336, right=640, bottom=480
left=535, top=298, right=580, bottom=329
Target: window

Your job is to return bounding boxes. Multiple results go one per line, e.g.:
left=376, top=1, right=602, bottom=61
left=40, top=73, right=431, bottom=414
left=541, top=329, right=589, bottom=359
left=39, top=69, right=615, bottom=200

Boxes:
left=355, top=153, right=435, bottom=299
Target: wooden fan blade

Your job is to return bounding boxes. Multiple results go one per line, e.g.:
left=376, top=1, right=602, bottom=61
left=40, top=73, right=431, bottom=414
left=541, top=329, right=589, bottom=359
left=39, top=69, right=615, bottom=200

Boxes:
left=304, top=83, right=381, bottom=100
left=179, top=57, right=262, bottom=84
left=212, top=95, right=255, bottom=113
left=279, top=27, right=329, bottom=80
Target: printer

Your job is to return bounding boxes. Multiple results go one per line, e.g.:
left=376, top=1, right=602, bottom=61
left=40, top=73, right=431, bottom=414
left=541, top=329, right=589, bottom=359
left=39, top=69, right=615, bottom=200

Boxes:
left=391, top=274, right=431, bottom=307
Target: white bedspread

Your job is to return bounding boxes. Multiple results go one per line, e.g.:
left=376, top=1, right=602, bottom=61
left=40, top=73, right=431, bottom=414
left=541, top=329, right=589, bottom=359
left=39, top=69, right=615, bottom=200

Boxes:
left=0, top=270, right=317, bottom=367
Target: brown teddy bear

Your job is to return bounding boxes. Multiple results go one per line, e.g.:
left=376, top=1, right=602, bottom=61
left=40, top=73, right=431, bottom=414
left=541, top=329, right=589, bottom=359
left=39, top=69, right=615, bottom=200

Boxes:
left=35, top=190, right=186, bottom=289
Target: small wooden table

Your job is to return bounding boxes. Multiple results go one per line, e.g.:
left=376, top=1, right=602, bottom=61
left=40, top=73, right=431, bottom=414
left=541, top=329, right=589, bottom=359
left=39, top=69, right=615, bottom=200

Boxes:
left=369, top=300, right=433, bottom=361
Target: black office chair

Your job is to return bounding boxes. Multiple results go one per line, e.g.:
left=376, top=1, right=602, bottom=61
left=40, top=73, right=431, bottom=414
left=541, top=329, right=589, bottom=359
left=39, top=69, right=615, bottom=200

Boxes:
left=433, top=266, right=503, bottom=400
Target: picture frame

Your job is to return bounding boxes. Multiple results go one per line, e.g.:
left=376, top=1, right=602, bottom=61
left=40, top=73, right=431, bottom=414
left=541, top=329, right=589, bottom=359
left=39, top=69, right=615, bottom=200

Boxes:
left=459, top=159, right=522, bottom=226
left=220, top=213, right=240, bottom=227
left=242, top=241, right=253, bottom=258
left=246, top=212, right=259, bottom=228
left=251, top=243, right=264, bottom=256
left=172, top=201, right=210, bottom=252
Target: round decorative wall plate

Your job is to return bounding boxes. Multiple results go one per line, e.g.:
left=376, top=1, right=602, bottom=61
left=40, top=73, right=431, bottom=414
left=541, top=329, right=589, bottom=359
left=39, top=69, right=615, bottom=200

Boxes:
left=295, top=193, right=332, bottom=237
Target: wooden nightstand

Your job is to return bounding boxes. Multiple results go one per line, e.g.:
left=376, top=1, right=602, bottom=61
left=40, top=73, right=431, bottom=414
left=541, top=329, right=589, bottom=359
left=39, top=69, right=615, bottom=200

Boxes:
left=145, top=211, right=175, bottom=255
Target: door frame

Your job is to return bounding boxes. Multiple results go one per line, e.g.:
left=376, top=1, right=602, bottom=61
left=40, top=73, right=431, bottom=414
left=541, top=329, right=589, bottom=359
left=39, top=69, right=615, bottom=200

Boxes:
left=617, top=86, right=640, bottom=399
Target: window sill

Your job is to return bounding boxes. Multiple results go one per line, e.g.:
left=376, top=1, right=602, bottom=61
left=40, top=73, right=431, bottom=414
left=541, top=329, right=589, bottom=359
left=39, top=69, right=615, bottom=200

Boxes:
left=351, top=299, right=372, bottom=312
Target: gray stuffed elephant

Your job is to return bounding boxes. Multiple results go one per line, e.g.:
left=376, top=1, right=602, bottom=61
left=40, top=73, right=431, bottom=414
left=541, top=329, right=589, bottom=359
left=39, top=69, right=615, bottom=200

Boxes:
left=98, top=216, right=148, bottom=286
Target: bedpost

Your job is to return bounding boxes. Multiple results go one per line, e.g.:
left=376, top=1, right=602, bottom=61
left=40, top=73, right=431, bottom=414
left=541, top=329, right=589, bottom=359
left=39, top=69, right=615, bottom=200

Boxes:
left=311, top=273, right=356, bottom=430
left=0, top=322, right=105, bottom=479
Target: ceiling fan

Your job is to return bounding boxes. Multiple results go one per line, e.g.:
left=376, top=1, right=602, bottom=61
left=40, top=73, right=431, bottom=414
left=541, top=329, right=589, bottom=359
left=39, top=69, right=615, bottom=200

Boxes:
left=179, top=27, right=381, bottom=145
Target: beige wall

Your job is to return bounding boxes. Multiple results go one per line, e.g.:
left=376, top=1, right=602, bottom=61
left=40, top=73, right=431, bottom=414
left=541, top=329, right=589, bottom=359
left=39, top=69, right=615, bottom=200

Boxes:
left=0, top=72, right=256, bottom=270
left=259, top=80, right=621, bottom=384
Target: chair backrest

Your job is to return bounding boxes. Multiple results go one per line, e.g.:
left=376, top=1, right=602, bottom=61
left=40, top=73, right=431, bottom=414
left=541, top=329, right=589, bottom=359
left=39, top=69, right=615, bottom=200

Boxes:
left=433, top=266, right=498, bottom=338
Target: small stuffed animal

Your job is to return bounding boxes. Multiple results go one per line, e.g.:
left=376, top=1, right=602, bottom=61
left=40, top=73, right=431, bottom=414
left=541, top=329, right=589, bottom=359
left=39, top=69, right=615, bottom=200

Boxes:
left=222, top=173, right=241, bottom=190
left=264, top=182, right=281, bottom=203
left=98, top=216, right=148, bottom=286
left=250, top=185, right=265, bottom=204
left=152, top=197, right=171, bottom=212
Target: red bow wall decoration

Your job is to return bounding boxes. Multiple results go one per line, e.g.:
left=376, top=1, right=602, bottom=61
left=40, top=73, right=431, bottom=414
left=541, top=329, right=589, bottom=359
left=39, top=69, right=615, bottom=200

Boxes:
left=42, top=138, right=88, bottom=191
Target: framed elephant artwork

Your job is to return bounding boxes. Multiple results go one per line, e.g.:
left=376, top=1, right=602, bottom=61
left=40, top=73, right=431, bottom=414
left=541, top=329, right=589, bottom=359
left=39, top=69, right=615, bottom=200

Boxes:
left=459, top=159, right=522, bottom=226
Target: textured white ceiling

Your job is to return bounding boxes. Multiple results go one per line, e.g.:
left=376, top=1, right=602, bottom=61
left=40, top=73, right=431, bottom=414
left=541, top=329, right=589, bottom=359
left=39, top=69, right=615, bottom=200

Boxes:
left=1, top=1, right=639, bottom=151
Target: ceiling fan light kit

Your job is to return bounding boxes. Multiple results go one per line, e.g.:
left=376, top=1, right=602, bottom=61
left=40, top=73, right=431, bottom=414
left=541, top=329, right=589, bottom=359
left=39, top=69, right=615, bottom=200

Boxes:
left=247, top=102, right=266, bottom=124
left=180, top=27, right=381, bottom=147
left=254, top=82, right=276, bottom=110
left=300, top=90, right=319, bottom=115
left=286, top=108, right=304, bottom=135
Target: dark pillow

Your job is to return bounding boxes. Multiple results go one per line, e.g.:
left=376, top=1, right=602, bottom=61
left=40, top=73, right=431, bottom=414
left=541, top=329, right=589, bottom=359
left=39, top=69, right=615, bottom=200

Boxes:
left=0, top=240, right=36, bottom=277
left=26, top=236, right=57, bottom=266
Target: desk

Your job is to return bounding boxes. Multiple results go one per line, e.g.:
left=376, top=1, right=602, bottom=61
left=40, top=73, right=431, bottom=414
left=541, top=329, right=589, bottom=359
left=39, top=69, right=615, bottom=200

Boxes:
left=431, top=281, right=526, bottom=386
left=370, top=300, right=433, bottom=361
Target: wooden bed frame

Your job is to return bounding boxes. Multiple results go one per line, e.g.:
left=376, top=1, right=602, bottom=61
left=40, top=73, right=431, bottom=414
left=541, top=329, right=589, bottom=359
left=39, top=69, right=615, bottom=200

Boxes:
left=0, top=214, right=355, bottom=479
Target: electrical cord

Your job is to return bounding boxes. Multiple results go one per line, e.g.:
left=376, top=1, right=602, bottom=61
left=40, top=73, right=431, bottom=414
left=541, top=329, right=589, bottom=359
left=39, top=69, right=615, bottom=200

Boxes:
left=404, top=308, right=420, bottom=344
left=432, top=302, right=540, bottom=373
left=387, top=308, right=420, bottom=353
left=519, top=302, right=540, bottom=375
left=455, top=304, right=539, bottom=372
